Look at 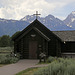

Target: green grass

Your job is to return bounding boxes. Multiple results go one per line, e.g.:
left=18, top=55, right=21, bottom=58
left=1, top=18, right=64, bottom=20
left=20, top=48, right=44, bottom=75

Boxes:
left=38, top=61, right=49, bottom=65
left=0, top=47, right=13, bottom=56
left=0, top=47, right=13, bottom=52
left=0, top=54, right=8, bottom=55
left=16, top=67, right=39, bottom=75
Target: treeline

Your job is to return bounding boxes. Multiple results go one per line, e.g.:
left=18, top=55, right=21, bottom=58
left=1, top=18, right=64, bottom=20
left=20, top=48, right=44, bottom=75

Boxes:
left=0, top=35, right=13, bottom=47
left=0, top=31, right=20, bottom=47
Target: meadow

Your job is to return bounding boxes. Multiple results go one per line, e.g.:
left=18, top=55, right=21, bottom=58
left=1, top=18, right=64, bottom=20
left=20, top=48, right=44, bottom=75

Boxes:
left=0, top=47, right=75, bottom=75
left=0, top=47, right=19, bottom=64
left=0, top=47, right=13, bottom=53
left=16, top=57, right=75, bottom=75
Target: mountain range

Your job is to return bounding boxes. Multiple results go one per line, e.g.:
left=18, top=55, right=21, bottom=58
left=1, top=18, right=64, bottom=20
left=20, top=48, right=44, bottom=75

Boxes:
left=0, top=11, right=75, bottom=36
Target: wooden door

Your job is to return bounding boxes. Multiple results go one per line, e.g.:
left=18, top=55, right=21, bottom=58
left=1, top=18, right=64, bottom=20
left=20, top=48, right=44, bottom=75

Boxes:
left=29, top=41, right=37, bottom=59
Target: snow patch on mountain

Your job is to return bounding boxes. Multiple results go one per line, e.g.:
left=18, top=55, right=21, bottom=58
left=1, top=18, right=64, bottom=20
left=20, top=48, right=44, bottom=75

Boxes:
left=72, top=11, right=75, bottom=16
left=21, top=14, right=72, bottom=31
left=72, top=18, right=75, bottom=22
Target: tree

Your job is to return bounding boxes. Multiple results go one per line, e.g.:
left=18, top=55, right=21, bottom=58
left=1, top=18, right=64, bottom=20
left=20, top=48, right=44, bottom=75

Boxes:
left=0, top=31, right=21, bottom=47
left=11, top=31, right=21, bottom=39
left=0, top=35, right=11, bottom=47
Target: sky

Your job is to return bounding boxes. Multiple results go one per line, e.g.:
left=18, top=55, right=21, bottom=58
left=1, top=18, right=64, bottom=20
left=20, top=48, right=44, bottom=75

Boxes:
left=0, top=0, right=75, bottom=20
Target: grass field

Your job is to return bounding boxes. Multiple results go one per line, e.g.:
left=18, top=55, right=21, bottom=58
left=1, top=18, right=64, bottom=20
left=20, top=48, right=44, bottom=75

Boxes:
left=0, top=47, right=19, bottom=65
left=0, top=47, right=13, bottom=52
left=0, top=47, right=14, bottom=56
left=16, top=67, right=39, bottom=75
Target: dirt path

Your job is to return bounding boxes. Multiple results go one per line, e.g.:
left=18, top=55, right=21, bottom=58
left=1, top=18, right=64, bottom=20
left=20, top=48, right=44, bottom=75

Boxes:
left=0, top=59, right=48, bottom=75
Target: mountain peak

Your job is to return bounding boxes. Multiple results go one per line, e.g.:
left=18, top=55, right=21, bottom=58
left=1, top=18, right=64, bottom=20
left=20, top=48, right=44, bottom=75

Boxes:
left=20, top=14, right=72, bottom=31
left=64, top=11, right=75, bottom=28
left=0, top=12, right=74, bottom=36
left=20, top=15, right=36, bottom=23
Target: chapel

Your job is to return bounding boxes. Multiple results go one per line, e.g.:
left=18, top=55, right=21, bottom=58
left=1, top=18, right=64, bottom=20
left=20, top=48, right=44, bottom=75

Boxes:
left=12, top=19, right=75, bottom=59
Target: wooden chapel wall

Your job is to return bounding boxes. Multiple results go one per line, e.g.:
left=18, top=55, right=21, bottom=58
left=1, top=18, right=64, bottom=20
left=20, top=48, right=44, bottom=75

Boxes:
left=15, top=29, right=48, bottom=59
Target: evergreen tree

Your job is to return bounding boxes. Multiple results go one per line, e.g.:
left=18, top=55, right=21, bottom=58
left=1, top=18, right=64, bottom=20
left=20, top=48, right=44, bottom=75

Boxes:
left=0, top=35, right=10, bottom=47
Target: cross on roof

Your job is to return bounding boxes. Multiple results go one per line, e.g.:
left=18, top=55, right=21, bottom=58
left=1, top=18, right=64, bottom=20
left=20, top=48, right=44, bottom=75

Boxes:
left=33, top=11, right=41, bottom=19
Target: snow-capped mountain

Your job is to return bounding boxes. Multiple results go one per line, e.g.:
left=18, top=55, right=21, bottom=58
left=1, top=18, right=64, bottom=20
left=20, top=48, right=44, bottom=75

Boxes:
left=0, top=12, right=75, bottom=36
left=21, top=14, right=72, bottom=31
left=64, top=11, right=75, bottom=28
left=21, top=15, right=35, bottom=23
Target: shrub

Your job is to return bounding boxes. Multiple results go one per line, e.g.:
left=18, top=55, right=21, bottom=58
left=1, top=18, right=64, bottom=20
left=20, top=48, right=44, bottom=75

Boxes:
left=34, top=58, right=75, bottom=75
left=0, top=54, right=19, bottom=64
left=15, top=53, right=21, bottom=59
left=46, top=56, right=56, bottom=63
left=57, top=57, right=65, bottom=63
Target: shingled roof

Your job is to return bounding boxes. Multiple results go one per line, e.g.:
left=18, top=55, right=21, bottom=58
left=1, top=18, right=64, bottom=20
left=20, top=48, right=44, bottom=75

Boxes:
left=53, top=31, right=75, bottom=42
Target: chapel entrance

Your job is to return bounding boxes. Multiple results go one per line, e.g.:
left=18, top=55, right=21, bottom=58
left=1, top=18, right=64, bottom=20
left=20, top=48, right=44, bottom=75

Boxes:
left=29, top=41, right=37, bottom=59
